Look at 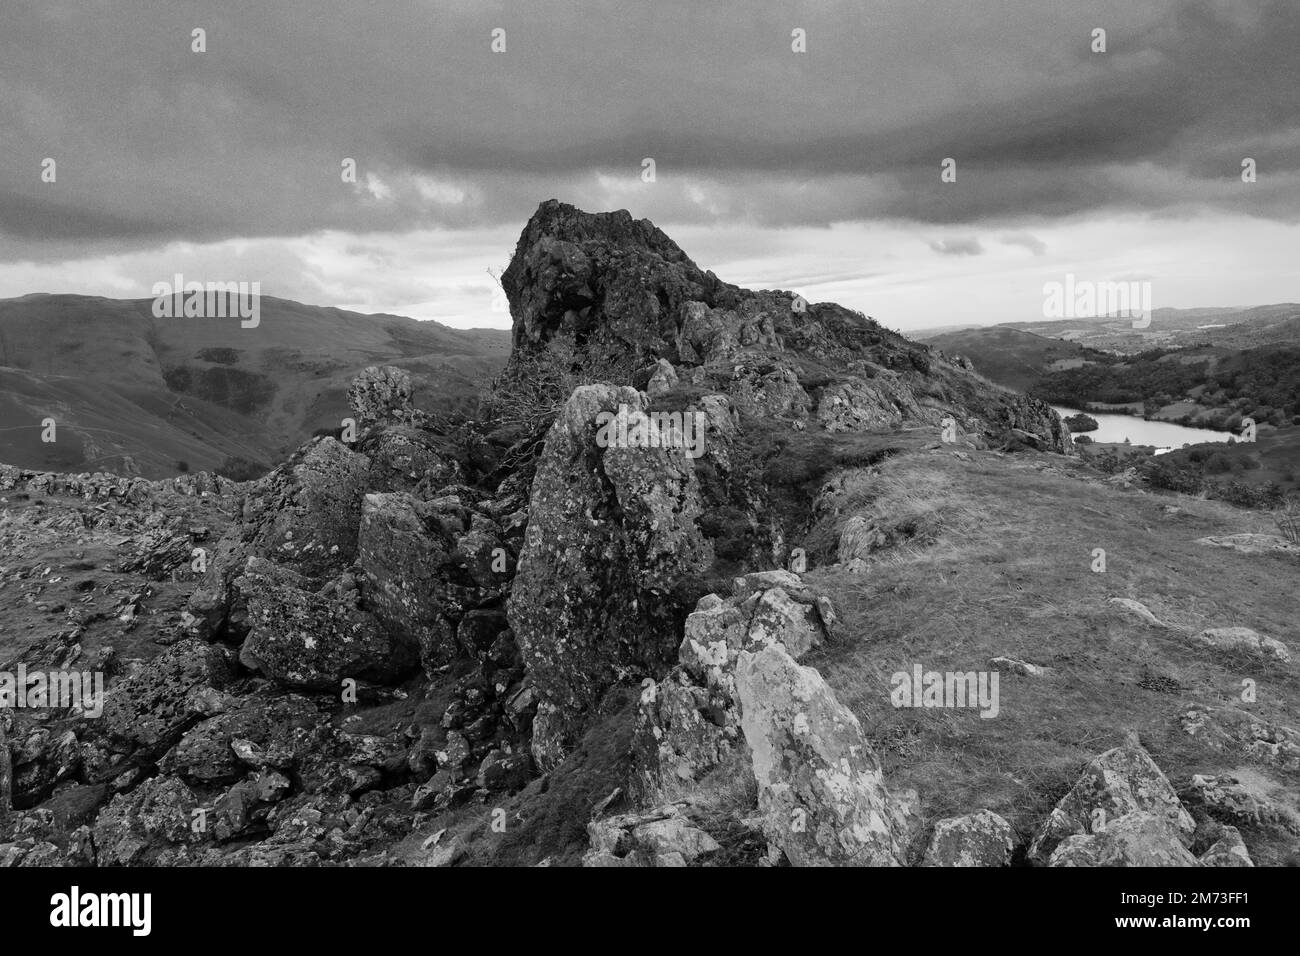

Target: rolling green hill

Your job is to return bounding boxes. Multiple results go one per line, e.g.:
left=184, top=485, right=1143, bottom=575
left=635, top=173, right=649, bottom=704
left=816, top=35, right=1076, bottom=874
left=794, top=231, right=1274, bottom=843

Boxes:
left=0, top=293, right=510, bottom=477
left=924, top=326, right=1106, bottom=392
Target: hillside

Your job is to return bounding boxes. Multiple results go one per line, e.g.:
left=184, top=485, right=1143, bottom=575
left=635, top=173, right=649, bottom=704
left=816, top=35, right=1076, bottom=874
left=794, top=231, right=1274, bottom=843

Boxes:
left=989, top=304, right=1300, bottom=356
left=0, top=294, right=510, bottom=478
left=1, top=202, right=1295, bottom=871
left=925, top=326, right=1106, bottom=392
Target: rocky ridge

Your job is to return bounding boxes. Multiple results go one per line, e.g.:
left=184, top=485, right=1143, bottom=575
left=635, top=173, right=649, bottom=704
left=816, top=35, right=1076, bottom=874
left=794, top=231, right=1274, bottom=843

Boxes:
left=5, top=202, right=1283, bottom=868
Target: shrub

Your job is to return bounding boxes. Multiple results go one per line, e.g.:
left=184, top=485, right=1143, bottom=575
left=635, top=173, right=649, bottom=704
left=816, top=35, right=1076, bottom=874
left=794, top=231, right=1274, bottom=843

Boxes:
left=214, top=455, right=268, bottom=482
left=479, top=335, right=637, bottom=434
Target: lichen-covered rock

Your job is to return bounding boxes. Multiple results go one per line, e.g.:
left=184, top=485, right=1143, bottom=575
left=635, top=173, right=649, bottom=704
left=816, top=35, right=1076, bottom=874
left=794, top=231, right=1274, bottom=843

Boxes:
left=736, top=642, right=910, bottom=866
left=187, top=437, right=372, bottom=636
left=1196, top=534, right=1300, bottom=558
left=236, top=557, right=419, bottom=690
left=356, top=492, right=459, bottom=670
left=348, top=365, right=414, bottom=426
left=816, top=377, right=923, bottom=432
left=100, top=639, right=236, bottom=751
left=1027, top=741, right=1195, bottom=864
left=1198, top=825, right=1254, bottom=867
left=1180, top=706, right=1300, bottom=770
left=1181, top=772, right=1300, bottom=834
left=90, top=775, right=206, bottom=866
left=158, top=695, right=323, bottom=785
left=631, top=582, right=837, bottom=806
left=1192, top=627, right=1291, bottom=664
left=507, top=384, right=713, bottom=716
left=1048, top=811, right=1198, bottom=867
left=1107, top=597, right=1172, bottom=629
left=923, top=810, right=1015, bottom=867
left=361, top=425, right=462, bottom=495
left=583, top=804, right=720, bottom=867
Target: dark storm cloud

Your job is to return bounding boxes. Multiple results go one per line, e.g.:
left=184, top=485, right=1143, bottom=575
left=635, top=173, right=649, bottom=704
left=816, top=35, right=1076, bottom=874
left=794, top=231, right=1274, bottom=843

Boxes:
left=1, top=0, right=1297, bottom=253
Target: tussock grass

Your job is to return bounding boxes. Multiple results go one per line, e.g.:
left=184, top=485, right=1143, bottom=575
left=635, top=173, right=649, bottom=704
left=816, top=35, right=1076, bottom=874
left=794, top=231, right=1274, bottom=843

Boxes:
left=802, top=448, right=1300, bottom=863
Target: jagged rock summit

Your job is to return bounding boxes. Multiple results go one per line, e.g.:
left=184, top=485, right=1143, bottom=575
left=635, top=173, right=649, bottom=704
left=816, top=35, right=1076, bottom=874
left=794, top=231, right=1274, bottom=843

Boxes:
left=501, top=200, right=1070, bottom=453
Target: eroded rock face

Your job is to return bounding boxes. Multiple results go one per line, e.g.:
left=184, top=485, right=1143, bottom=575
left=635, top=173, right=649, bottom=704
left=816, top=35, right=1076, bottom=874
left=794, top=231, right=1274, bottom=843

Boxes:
left=737, top=642, right=911, bottom=867
left=1027, top=741, right=1195, bottom=864
left=507, top=384, right=713, bottom=717
left=816, top=377, right=925, bottom=433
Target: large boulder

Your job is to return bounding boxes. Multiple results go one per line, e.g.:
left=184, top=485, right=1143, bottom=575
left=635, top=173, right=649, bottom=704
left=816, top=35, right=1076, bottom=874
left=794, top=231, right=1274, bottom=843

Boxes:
left=1027, top=741, right=1195, bottom=864
left=507, top=384, right=713, bottom=717
left=1048, top=811, right=1199, bottom=867
left=736, top=642, right=911, bottom=866
left=235, top=558, right=419, bottom=691
left=187, top=438, right=372, bottom=637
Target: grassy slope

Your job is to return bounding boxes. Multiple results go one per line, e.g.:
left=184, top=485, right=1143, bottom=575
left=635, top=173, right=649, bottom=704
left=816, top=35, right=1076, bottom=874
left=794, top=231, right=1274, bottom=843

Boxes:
left=802, top=447, right=1300, bottom=864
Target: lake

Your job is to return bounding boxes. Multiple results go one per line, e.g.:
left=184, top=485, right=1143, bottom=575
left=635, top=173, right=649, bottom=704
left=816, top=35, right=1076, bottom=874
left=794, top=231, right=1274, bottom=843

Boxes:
left=1052, top=406, right=1236, bottom=454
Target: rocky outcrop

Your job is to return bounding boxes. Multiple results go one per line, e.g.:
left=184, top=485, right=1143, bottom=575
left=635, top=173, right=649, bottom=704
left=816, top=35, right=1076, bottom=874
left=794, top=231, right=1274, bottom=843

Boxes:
left=1198, top=825, right=1254, bottom=867
left=348, top=365, right=415, bottom=426
left=507, top=384, right=713, bottom=720
left=500, top=200, right=1073, bottom=454
left=1180, top=773, right=1300, bottom=835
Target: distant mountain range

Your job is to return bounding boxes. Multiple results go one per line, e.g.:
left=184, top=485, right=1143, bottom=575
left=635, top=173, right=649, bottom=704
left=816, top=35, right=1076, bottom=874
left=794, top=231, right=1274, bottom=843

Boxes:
left=0, top=294, right=510, bottom=478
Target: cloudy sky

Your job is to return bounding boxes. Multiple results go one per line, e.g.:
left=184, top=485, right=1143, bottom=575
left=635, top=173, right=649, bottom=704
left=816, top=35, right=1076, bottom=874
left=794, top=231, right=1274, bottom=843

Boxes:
left=2, top=0, right=1298, bottom=331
